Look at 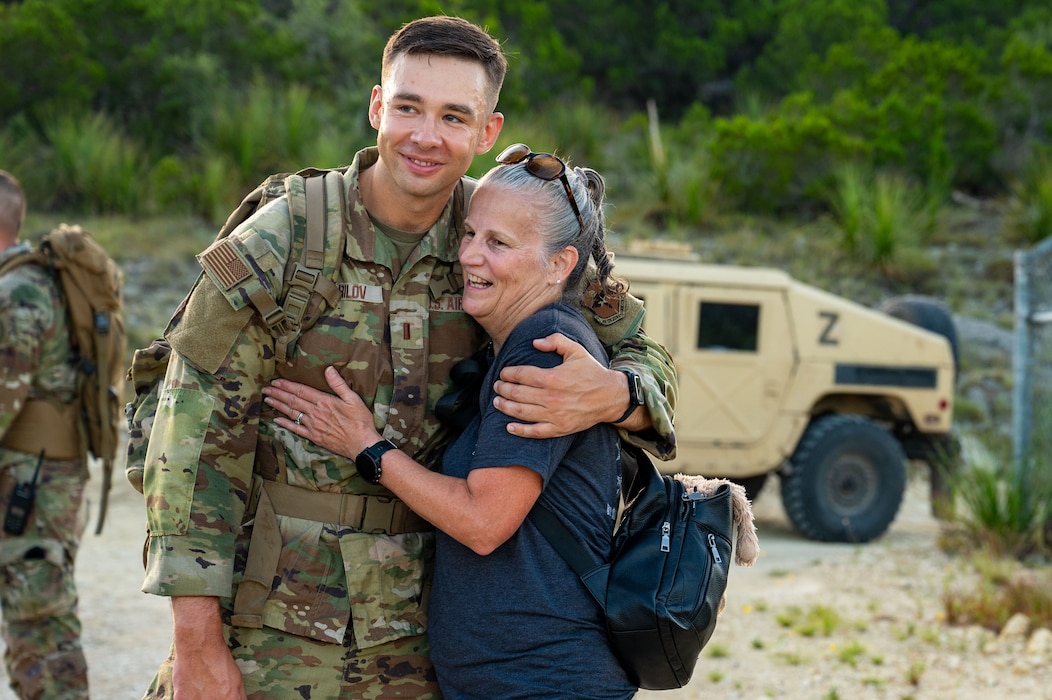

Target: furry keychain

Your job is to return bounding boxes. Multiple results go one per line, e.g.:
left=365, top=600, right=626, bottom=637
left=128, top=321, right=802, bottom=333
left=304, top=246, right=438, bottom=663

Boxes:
left=674, top=474, right=760, bottom=568
left=673, top=474, right=760, bottom=617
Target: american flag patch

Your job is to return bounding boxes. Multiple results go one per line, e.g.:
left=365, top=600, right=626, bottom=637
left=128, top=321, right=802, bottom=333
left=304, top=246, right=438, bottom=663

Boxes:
left=198, top=239, right=251, bottom=291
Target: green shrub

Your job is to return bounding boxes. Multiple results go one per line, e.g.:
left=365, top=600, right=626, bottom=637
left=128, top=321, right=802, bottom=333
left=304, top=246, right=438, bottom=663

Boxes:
left=710, top=99, right=868, bottom=213
left=1007, top=150, right=1052, bottom=243
left=869, top=171, right=931, bottom=269
left=943, top=555, right=1052, bottom=632
left=826, top=162, right=869, bottom=255
left=146, top=151, right=240, bottom=225
left=951, top=439, right=1052, bottom=560
left=44, top=111, right=150, bottom=215
left=824, top=163, right=931, bottom=270
left=204, top=78, right=369, bottom=196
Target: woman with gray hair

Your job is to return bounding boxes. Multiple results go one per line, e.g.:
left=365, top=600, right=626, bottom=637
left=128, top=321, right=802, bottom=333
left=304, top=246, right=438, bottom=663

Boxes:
left=265, top=145, right=637, bottom=699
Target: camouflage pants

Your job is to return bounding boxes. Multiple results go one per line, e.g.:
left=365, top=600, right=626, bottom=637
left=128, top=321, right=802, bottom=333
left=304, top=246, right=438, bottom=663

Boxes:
left=0, top=455, right=89, bottom=700
left=144, top=627, right=441, bottom=699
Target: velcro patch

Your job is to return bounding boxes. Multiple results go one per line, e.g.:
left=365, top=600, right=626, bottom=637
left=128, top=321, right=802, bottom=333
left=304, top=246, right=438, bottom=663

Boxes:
left=582, top=279, right=625, bottom=324
left=198, top=238, right=251, bottom=292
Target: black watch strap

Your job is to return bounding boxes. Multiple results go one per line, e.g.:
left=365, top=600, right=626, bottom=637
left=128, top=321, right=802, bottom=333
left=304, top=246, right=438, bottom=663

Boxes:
left=614, top=368, right=645, bottom=424
left=356, top=439, right=398, bottom=484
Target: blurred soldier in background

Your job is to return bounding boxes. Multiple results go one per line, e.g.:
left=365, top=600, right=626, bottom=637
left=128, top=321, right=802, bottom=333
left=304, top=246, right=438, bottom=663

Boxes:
left=0, top=169, right=90, bottom=699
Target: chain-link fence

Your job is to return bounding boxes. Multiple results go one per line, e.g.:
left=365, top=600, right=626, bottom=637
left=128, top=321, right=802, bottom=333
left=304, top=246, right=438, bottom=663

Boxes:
left=1012, top=236, right=1052, bottom=468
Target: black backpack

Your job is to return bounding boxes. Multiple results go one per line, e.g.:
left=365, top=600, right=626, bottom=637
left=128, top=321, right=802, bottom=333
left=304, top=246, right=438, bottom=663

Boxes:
left=528, top=443, right=734, bottom=690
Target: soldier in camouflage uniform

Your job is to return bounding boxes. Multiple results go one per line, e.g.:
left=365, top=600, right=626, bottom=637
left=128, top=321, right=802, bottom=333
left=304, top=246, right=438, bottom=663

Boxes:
left=141, top=17, right=677, bottom=700
left=0, top=170, right=90, bottom=700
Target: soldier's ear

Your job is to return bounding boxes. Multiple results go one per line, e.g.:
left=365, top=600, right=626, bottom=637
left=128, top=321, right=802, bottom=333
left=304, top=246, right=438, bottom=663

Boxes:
left=368, top=85, right=383, bottom=130
left=476, top=112, right=504, bottom=155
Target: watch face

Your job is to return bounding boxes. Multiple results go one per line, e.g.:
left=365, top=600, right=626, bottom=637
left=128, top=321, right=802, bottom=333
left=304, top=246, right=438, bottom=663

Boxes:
left=355, top=452, right=379, bottom=483
left=356, top=440, right=395, bottom=484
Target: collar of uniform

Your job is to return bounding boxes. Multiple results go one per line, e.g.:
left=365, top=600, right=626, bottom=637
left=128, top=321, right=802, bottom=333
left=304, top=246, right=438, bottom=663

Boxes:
left=0, top=241, right=31, bottom=265
left=344, top=147, right=462, bottom=267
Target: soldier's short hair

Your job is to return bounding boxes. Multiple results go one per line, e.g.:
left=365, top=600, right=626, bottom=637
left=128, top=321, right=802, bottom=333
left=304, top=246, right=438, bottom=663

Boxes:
left=0, top=170, right=26, bottom=239
left=382, top=16, right=507, bottom=110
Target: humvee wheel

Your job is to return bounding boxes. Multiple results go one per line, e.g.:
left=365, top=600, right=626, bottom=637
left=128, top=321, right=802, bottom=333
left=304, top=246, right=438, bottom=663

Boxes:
left=781, top=415, right=907, bottom=543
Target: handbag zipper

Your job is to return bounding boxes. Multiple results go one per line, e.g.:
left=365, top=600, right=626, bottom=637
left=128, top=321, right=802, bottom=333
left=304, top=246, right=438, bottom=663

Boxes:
left=707, top=532, right=723, bottom=564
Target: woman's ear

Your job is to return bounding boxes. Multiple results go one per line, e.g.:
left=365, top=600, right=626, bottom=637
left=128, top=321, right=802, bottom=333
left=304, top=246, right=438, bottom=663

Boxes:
left=552, top=246, right=579, bottom=283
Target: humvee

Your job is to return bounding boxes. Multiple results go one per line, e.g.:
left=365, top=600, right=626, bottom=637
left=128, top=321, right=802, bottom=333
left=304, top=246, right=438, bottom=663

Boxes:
left=617, top=249, right=957, bottom=543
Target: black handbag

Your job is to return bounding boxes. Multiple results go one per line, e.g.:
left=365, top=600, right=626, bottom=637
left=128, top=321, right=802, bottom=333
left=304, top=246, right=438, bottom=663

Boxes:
left=528, top=443, right=734, bottom=690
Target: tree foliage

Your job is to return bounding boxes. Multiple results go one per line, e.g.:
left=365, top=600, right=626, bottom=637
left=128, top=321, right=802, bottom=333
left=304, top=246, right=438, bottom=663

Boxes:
left=3, top=0, right=1052, bottom=218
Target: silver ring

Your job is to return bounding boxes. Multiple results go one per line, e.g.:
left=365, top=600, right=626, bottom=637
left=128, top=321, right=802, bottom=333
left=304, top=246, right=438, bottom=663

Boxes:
left=294, top=411, right=304, bottom=425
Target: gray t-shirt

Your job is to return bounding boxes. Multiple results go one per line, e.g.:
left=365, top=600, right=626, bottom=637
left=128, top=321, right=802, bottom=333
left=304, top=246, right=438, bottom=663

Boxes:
left=428, top=303, right=635, bottom=699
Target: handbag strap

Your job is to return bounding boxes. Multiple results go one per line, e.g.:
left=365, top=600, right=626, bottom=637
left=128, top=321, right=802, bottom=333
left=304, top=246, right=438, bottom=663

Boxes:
left=528, top=442, right=655, bottom=607
left=528, top=503, right=595, bottom=577
left=528, top=502, right=610, bottom=607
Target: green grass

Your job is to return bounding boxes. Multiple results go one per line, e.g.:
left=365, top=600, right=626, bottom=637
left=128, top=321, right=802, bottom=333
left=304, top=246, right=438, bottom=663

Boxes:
left=943, top=555, right=1052, bottom=632
left=773, top=604, right=842, bottom=637
left=23, top=213, right=214, bottom=263
left=825, top=163, right=932, bottom=272
left=45, top=112, right=151, bottom=215
left=946, top=439, right=1052, bottom=560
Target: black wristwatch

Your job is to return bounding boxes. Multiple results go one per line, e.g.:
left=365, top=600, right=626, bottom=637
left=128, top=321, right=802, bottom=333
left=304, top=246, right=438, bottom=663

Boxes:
left=355, top=439, right=398, bottom=484
left=614, top=368, right=645, bottom=424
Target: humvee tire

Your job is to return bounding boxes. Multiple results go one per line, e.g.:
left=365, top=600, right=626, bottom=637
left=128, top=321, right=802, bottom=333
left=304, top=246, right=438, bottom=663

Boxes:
left=781, top=414, right=907, bottom=543
left=880, top=295, right=960, bottom=518
left=879, top=295, right=959, bottom=370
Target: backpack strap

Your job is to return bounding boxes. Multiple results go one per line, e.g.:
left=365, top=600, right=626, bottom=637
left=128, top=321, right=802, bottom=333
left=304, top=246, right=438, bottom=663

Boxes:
left=273, top=170, right=346, bottom=363
left=89, top=338, right=114, bottom=533
left=527, top=442, right=651, bottom=609
left=0, top=251, right=87, bottom=463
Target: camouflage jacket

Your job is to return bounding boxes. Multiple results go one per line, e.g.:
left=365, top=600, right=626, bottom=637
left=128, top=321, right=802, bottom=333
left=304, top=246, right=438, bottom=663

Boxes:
left=141, top=147, right=678, bottom=651
left=0, top=243, right=78, bottom=465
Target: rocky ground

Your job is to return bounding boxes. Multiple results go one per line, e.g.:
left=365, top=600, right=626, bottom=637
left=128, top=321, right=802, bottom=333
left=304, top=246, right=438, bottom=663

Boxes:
left=3, top=460, right=1051, bottom=700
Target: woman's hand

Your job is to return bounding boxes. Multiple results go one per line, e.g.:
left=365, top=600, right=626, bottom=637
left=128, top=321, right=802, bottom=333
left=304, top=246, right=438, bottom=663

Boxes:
left=263, top=366, right=381, bottom=458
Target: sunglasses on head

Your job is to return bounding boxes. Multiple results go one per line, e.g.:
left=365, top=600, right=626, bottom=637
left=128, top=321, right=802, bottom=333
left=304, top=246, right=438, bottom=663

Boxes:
left=496, top=143, right=585, bottom=235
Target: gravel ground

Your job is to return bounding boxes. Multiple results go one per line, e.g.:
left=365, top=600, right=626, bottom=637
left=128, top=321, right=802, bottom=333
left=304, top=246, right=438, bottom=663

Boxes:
left=0, top=456, right=172, bottom=700
left=3, top=463, right=1051, bottom=700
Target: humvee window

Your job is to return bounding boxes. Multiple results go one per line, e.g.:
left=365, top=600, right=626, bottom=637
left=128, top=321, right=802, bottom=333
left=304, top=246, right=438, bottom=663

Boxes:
left=697, top=302, right=759, bottom=351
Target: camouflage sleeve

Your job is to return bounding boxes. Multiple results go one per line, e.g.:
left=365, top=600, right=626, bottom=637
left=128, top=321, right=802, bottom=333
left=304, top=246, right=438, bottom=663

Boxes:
left=141, top=308, right=269, bottom=598
left=578, top=275, right=678, bottom=460
left=141, top=227, right=280, bottom=598
left=609, top=327, right=678, bottom=460
left=0, top=269, right=59, bottom=436
left=142, top=199, right=296, bottom=597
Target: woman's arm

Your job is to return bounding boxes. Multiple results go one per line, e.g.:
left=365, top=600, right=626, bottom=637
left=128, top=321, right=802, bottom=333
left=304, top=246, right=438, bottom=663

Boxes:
left=263, top=367, right=542, bottom=554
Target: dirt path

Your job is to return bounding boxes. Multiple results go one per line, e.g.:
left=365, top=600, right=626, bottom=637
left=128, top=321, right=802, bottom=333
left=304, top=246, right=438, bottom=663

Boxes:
left=0, top=457, right=172, bottom=700
left=3, top=466, right=1050, bottom=699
